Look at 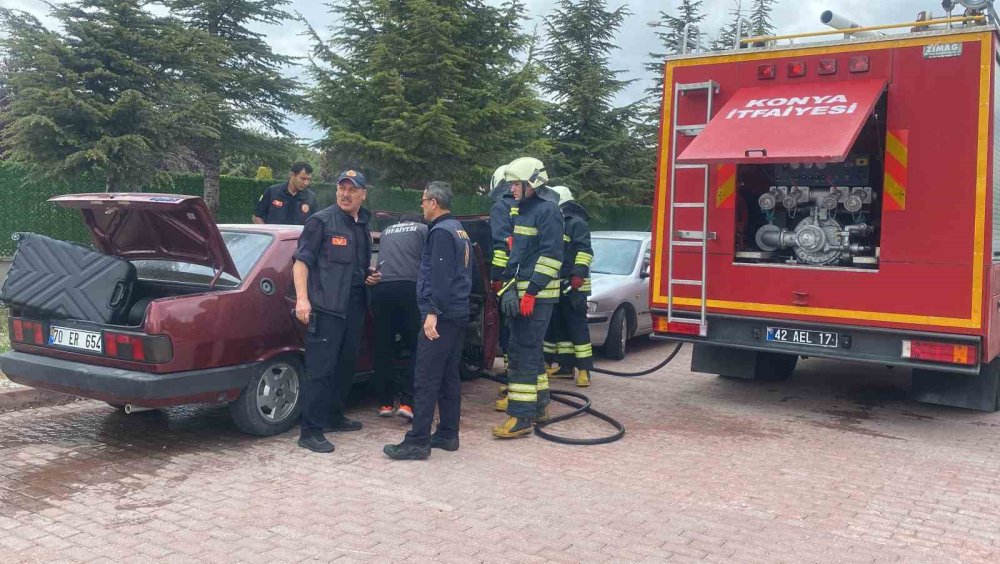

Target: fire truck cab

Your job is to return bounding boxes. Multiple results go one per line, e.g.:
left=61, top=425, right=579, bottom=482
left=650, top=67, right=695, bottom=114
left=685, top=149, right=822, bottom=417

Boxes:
left=651, top=3, right=1000, bottom=411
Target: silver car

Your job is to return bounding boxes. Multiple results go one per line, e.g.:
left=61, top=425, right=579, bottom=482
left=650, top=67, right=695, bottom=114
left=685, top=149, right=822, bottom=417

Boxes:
left=586, top=231, right=653, bottom=360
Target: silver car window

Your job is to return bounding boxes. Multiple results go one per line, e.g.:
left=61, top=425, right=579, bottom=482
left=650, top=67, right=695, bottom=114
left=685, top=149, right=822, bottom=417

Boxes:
left=591, top=238, right=641, bottom=275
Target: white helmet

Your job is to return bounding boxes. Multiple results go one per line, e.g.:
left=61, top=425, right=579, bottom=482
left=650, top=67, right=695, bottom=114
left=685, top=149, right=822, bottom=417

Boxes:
left=550, top=186, right=574, bottom=205
left=504, top=157, right=548, bottom=189
left=488, top=165, right=510, bottom=202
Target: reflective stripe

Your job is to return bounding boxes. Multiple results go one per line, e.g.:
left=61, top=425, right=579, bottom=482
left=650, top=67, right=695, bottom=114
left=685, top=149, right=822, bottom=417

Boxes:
left=508, top=391, right=536, bottom=402
left=536, top=256, right=562, bottom=270
left=543, top=342, right=557, bottom=353
left=575, top=252, right=593, bottom=266
left=557, top=342, right=574, bottom=354
left=507, top=383, right=536, bottom=393
left=535, top=263, right=559, bottom=277
left=513, top=225, right=537, bottom=236
left=517, top=279, right=560, bottom=299
left=574, top=343, right=593, bottom=358
left=492, top=254, right=508, bottom=267
left=536, top=373, right=549, bottom=391
left=510, top=207, right=519, bottom=217
left=563, top=234, right=571, bottom=242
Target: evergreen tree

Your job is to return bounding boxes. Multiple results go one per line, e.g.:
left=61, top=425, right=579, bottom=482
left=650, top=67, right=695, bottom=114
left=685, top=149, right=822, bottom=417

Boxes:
left=542, top=0, right=649, bottom=202
left=168, top=0, right=298, bottom=215
left=0, top=2, right=223, bottom=191
left=748, top=0, right=777, bottom=37
left=304, top=0, right=547, bottom=191
left=711, top=1, right=746, bottom=51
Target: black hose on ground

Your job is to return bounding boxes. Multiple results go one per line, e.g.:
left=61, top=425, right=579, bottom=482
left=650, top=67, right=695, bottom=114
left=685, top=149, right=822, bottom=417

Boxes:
left=479, top=342, right=685, bottom=445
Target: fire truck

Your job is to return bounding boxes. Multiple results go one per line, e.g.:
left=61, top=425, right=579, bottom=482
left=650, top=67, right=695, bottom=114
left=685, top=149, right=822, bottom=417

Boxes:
left=650, top=1, right=1000, bottom=411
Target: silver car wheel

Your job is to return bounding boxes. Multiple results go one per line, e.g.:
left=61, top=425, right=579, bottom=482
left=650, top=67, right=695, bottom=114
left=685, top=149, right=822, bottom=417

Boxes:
left=255, top=362, right=300, bottom=423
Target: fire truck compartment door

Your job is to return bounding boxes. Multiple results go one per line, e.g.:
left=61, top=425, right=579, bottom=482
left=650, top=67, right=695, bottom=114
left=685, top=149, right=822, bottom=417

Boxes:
left=676, top=79, right=886, bottom=164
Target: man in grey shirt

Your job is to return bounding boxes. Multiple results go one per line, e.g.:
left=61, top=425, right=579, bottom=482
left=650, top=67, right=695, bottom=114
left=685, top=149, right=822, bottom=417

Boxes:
left=371, top=214, right=428, bottom=419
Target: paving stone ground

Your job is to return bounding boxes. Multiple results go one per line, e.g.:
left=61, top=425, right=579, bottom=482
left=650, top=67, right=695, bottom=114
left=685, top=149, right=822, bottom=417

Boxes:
left=1, top=338, right=999, bottom=562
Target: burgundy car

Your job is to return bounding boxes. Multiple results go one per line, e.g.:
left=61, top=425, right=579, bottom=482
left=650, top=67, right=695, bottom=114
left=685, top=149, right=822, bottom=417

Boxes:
left=0, top=194, right=498, bottom=435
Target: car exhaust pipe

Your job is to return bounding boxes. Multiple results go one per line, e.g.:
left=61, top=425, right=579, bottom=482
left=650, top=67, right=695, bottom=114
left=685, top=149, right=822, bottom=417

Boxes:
left=124, top=404, right=154, bottom=414
left=820, top=10, right=882, bottom=38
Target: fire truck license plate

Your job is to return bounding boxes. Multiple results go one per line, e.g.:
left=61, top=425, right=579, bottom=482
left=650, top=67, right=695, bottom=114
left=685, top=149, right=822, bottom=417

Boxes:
left=766, top=327, right=838, bottom=348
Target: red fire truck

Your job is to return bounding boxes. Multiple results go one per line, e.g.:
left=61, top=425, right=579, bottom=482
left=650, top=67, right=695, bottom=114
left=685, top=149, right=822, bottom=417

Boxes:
left=650, top=3, right=1000, bottom=411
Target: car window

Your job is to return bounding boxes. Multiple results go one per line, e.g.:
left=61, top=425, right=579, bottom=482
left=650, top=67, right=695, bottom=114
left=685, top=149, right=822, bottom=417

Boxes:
left=591, top=238, right=642, bottom=275
left=132, top=231, right=273, bottom=287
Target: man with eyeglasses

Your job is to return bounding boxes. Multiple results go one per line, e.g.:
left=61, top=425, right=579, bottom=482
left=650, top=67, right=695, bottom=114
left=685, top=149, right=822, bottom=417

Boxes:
left=292, top=169, right=381, bottom=453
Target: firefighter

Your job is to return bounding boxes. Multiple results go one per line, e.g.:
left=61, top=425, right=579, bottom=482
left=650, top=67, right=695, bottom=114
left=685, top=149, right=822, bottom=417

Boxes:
left=488, top=165, right=516, bottom=411
left=493, top=157, right=564, bottom=439
left=543, top=186, right=594, bottom=387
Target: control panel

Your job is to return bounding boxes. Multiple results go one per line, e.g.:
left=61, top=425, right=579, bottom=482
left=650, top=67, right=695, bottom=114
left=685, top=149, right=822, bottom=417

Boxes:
left=774, top=154, right=871, bottom=186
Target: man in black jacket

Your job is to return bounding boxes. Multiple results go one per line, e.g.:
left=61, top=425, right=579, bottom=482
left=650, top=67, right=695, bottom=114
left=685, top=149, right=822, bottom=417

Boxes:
left=383, top=182, right=472, bottom=460
left=253, top=162, right=318, bottom=225
left=293, top=169, right=381, bottom=453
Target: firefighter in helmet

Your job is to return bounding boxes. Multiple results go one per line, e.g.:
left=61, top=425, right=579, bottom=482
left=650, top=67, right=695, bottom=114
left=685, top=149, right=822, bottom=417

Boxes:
left=488, top=165, right=516, bottom=410
left=493, top=157, right=564, bottom=439
left=542, top=186, right=594, bottom=387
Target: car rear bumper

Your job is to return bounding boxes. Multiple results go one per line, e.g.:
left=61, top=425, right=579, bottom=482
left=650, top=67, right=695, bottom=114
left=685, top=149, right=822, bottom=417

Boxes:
left=0, top=351, right=257, bottom=407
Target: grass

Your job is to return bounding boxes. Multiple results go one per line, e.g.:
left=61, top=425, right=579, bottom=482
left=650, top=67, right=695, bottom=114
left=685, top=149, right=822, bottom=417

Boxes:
left=0, top=308, right=8, bottom=354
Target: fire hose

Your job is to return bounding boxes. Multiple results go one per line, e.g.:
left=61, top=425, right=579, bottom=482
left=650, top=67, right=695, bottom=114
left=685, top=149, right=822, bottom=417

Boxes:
left=482, top=341, right=685, bottom=445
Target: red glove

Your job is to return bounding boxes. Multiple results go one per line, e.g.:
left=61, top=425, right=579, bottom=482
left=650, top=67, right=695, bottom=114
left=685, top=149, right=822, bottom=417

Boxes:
left=570, top=276, right=584, bottom=290
left=491, top=280, right=503, bottom=294
left=520, top=293, right=536, bottom=317
left=506, top=236, right=513, bottom=251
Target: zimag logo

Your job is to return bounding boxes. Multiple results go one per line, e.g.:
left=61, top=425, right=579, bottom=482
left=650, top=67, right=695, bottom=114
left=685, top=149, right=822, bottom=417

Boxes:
left=923, top=43, right=962, bottom=59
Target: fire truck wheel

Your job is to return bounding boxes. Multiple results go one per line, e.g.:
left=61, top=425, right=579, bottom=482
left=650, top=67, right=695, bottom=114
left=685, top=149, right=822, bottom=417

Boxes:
left=753, top=351, right=798, bottom=381
left=603, top=306, right=631, bottom=361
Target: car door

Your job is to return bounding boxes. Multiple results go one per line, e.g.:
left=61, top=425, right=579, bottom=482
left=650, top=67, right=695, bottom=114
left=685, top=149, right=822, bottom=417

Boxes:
left=636, top=242, right=653, bottom=334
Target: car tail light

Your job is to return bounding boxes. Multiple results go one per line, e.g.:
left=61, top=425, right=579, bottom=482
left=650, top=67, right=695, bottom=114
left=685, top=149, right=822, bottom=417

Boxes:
left=901, top=340, right=977, bottom=366
left=817, top=58, right=838, bottom=75
left=849, top=55, right=870, bottom=73
left=757, top=64, right=776, bottom=80
left=11, top=318, right=43, bottom=345
left=787, top=61, right=806, bottom=78
left=103, top=331, right=172, bottom=363
left=653, top=315, right=706, bottom=336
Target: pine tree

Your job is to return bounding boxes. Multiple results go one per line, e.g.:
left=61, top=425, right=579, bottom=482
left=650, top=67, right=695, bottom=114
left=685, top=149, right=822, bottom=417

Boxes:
left=748, top=0, right=777, bottom=37
left=541, top=0, right=649, bottom=202
left=0, top=2, right=223, bottom=191
left=711, top=0, right=746, bottom=51
left=304, top=0, right=547, bottom=191
left=168, top=0, right=297, bottom=215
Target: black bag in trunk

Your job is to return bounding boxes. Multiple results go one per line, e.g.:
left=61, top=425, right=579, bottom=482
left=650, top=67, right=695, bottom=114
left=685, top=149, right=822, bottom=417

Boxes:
left=1, top=233, right=136, bottom=324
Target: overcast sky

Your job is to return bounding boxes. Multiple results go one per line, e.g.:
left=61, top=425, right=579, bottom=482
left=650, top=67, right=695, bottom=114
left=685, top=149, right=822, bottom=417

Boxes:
left=7, top=0, right=933, bottom=141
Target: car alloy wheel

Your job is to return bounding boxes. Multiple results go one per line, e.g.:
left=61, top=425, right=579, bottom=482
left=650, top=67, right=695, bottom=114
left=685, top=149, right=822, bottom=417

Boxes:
left=255, top=362, right=300, bottom=423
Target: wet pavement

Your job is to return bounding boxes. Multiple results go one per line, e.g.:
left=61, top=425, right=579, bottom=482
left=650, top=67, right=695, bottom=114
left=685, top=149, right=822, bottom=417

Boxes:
left=1, top=339, right=1000, bottom=562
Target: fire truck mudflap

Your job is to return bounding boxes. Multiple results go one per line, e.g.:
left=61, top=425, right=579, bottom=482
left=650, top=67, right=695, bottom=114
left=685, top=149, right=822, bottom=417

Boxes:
left=650, top=15, right=1000, bottom=412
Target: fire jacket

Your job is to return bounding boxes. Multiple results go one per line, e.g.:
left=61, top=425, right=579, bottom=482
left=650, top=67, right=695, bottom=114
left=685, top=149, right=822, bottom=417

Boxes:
left=559, top=201, right=593, bottom=295
left=504, top=193, right=564, bottom=302
left=489, top=194, right=516, bottom=281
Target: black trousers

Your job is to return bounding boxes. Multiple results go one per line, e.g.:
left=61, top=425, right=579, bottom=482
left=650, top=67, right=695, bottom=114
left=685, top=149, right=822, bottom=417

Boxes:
left=404, top=317, right=467, bottom=446
left=300, top=289, right=366, bottom=437
left=371, top=280, right=419, bottom=406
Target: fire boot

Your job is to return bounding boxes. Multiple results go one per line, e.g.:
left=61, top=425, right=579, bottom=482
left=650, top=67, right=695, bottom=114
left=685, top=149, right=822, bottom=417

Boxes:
left=492, top=416, right=533, bottom=439
left=494, top=396, right=508, bottom=411
left=575, top=369, right=591, bottom=388
left=498, top=384, right=508, bottom=397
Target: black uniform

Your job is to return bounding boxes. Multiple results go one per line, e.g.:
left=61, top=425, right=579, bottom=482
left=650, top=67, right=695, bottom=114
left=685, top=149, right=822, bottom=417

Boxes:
left=255, top=182, right=318, bottom=225
left=404, top=213, right=472, bottom=447
left=293, top=205, right=373, bottom=438
left=371, top=220, right=427, bottom=408
left=544, top=201, right=594, bottom=371
left=502, top=192, right=563, bottom=420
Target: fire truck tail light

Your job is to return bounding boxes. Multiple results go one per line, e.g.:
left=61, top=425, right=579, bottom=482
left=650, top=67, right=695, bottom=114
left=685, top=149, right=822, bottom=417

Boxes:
left=901, top=340, right=977, bottom=366
left=653, top=315, right=706, bottom=336
left=817, top=59, right=838, bottom=75
left=787, top=61, right=806, bottom=78
left=757, top=64, right=776, bottom=80
left=849, top=55, right=870, bottom=73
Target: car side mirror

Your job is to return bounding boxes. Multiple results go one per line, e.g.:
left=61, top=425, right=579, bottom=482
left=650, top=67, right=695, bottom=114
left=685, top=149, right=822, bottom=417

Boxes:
left=640, top=264, right=650, bottom=279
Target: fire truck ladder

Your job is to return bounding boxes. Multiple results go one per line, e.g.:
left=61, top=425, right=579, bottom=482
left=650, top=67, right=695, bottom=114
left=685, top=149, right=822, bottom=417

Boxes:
left=666, top=79, right=719, bottom=337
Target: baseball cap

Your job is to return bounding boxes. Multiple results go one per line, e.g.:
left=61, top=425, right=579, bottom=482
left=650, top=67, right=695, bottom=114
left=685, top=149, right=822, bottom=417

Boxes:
left=335, top=169, right=368, bottom=189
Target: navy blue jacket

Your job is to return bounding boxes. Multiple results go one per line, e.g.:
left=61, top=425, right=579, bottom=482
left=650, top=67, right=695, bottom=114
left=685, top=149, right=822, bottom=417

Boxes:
left=417, top=214, right=472, bottom=320
left=254, top=182, right=317, bottom=225
left=293, top=206, right=372, bottom=317
left=489, top=194, right=516, bottom=281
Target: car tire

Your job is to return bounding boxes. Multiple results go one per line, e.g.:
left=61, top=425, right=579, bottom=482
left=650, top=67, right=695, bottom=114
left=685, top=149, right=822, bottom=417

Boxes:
left=229, top=355, right=303, bottom=436
left=603, top=306, right=629, bottom=361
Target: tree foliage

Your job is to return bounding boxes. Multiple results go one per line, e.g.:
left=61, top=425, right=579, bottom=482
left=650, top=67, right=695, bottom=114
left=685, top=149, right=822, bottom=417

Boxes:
left=303, top=0, right=547, bottom=192
left=541, top=0, right=650, bottom=203
left=748, top=0, right=777, bottom=37
left=0, top=1, right=223, bottom=191
left=711, top=1, right=747, bottom=51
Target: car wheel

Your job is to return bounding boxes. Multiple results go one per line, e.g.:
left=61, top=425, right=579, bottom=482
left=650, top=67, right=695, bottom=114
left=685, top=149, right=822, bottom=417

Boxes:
left=603, top=307, right=629, bottom=360
left=460, top=344, right=483, bottom=381
left=229, top=356, right=303, bottom=436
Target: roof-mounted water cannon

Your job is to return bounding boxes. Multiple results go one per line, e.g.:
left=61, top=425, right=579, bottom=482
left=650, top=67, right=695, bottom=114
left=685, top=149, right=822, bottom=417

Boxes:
left=820, top=11, right=883, bottom=39
left=942, top=1, right=999, bottom=26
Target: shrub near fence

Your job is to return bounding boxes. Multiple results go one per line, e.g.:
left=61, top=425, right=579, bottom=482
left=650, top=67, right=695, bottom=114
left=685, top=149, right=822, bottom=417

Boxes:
left=0, top=162, right=651, bottom=255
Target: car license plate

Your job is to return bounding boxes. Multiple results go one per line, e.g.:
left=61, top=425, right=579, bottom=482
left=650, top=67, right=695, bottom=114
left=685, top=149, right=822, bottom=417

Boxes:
left=766, top=327, right=838, bottom=348
left=48, top=326, right=103, bottom=353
